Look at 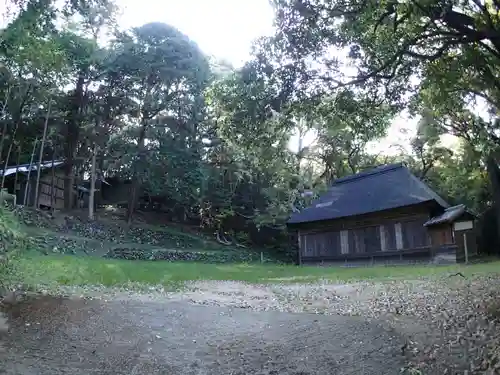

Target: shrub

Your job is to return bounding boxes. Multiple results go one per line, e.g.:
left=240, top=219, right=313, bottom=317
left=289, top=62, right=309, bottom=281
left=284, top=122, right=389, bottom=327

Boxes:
left=0, top=206, right=28, bottom=292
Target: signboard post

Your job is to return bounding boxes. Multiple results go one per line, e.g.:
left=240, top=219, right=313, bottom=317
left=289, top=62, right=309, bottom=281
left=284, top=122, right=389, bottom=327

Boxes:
left=463, top=232, right=468, bottom=264
left=453, top=221, right=474, bottom=264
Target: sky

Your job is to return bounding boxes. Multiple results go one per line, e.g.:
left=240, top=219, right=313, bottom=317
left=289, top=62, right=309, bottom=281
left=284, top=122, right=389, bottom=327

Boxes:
left=119, top=0, right=275, bottom=68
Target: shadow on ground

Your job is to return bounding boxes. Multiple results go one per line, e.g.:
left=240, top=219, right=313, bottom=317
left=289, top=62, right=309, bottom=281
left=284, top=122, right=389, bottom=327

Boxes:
left=0, top=295, right=406, bottom=375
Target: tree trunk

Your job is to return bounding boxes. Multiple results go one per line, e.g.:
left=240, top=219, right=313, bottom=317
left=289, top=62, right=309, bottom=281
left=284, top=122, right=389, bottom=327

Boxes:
left=126, top=124, right=147, bottom=224
left=486, top=155, right=500, bottom=243
left=0, top=86, right=11, bottom=166
left=64, top=73, right=85, bottom=210
left=74, top=165, right=85, bottom=208
left=23, top=139, right=38, bottom=206
left=1, top=141, right=13, bottom=190
left=1, top=84, right=33, bottom=190
left=33, top=100, right=51, bottom=208
left=13, top=144, right=21, bottom=197
left=95, top=154, right=103, bottom=206
left=1, top=84, right=31, bottom=169
left=50, top=149, right=56, bottom=213
left=1, top=123, right=20, bottom=189
left=88, top=143, right=97, bottom=220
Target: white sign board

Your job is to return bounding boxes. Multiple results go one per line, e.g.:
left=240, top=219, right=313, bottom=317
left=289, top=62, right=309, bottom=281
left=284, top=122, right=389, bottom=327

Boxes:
left=453, top=221, right=473, bottom=231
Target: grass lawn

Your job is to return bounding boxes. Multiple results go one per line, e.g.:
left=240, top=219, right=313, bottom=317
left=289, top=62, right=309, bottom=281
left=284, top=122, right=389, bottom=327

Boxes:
left=9, top=253, right=500, bottom=289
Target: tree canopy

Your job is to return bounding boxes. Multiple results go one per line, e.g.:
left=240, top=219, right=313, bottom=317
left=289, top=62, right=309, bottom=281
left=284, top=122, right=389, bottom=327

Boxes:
left=1, top=0, right=499, bottom=255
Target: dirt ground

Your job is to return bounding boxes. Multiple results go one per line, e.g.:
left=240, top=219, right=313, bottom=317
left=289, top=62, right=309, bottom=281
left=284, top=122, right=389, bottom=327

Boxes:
left=1, top=276, right=499, bottom=374
left=0, top=292, right=405, bottom=375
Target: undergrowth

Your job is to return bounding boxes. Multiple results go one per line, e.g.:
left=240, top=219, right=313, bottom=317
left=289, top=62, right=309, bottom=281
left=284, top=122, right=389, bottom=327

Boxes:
left=0, top=206, right=29, bottom=292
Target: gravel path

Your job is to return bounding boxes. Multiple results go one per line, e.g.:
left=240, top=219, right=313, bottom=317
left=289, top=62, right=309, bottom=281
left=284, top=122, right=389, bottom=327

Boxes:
left=0, top=295, right=405, bottom=375
left=1, top=275, right=500, bottom=374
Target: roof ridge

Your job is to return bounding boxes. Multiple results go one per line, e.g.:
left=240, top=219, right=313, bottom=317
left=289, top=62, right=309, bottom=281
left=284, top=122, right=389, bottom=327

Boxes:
left=333, top=162, right=405, bottom=186
left=444, top=204, right=465, bottom=211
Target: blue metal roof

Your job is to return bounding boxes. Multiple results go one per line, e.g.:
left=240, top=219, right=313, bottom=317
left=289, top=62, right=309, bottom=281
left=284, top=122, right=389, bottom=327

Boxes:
left=0, top=161, right=65, bottom=176
left=288, top=163, right=450, bottom=225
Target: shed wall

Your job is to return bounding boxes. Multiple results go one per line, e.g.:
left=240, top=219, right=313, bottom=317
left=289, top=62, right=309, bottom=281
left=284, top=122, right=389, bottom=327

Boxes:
left=428, top=224, right=454, bottom=247
left=16, top=171, right=66, bottom=209
left=37, top=172, right=65, bottom=209
left=296, top=205, right=435, bottom=263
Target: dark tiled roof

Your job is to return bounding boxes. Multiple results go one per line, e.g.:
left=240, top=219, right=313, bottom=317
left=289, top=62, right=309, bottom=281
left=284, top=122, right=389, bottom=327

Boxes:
left=288, top=163, right=450, bottom=225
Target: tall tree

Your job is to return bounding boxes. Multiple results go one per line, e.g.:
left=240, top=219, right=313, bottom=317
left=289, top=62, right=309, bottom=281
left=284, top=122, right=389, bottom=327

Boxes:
left=108, top=22, right=209, bottom=222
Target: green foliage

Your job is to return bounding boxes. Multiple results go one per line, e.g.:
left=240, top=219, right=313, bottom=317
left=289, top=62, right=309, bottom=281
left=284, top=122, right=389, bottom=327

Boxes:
left=1, top=0, right=498, bottom=261
left=0, top=207, right=29, bottom=288
left=251, top=0, right=500, bottom=240
left=0, top=207, right=23, bottom=249
left=424, top=143, right=491, bottom=214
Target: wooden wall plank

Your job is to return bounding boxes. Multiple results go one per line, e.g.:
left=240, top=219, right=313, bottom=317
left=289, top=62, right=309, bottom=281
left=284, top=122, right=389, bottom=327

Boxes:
left=298, top=208, right=437, bottom=260
left=395, top=223, right=403, bottom=249
left=379, top=225, right=387, bottom=251
left=340, top=230, right=349, bottom=254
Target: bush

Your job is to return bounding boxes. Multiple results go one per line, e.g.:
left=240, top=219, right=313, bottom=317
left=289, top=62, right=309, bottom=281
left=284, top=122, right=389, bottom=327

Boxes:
left=0, top=206, right=29, bottom=292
